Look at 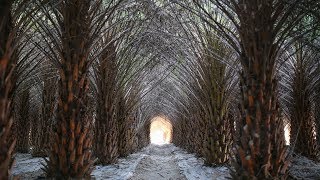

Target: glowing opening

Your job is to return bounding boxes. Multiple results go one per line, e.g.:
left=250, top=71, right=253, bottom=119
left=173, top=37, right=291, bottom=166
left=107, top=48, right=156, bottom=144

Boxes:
left=284, top=124, right=290, bottom=145
left=150, top=116, right=172, bottom=145
left=284, top=122, right=317, bottom=146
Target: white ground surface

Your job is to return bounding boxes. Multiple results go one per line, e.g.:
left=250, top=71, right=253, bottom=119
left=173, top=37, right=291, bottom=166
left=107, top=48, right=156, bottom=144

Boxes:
left=12, top=144, right=320, bottom=179
left=289, top=154, right=320, bottom=179
left=12, top=144, right=230, bottom=180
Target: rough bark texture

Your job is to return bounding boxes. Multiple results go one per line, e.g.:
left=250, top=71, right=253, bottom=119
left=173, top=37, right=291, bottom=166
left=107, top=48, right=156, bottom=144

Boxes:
left=93, top=42, right=119, bottom=165
left=233, top=73, right=288, bottom=179
left=0, top=1, right=16, bottom=179
left=230, top=2, right=289, bottom=179
left=316, top=86, right=320, bottom=146
left=136, top=123, right=150, bottom=150
left=203, top=114, right=233, bottom=166
left=172, top=37, right=235, bottom=166
left=201, top=52, right=233, bottom=166
left=118, top=115, right=135, bottom=158
left=32, top=77, right=56, bottom=157
left=45, top=1, right=95, bottom=178
left=317, top=109, right=320, bottom=145
left=14, top=90, right=31, bottom=153
left=193, top=112, right=205, bottom=156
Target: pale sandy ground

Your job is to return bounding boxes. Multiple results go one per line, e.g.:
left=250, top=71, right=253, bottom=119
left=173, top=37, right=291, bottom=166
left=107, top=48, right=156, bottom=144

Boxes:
left=93, top=144, right=230, bottom=180
left=289, top=154, right=320, bottom=179
left=12, top=144, right=230, bottom=180
left=11, top=144, right=320, bottom=180
left=128, top=144, right=186, bottom=180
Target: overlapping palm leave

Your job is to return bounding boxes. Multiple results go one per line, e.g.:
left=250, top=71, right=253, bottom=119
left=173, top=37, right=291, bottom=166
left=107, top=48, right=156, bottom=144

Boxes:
left=175, top=0, right=320, bottom=179
left=1, top=0, right=320, bottom=179
left=279, top=42, right=320, bottom=160
left=0, top=0, right=49, bottom=178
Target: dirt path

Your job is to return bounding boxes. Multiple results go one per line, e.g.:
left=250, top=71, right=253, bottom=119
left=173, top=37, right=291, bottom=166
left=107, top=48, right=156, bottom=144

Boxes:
left=12, top=144, right=232, bottom=179
left=129, top=144, right=186, bottom=180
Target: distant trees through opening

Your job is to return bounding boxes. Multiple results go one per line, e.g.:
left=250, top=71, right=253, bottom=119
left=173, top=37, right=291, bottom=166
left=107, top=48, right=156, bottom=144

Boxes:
left=150, top=117, right=172, bottom=145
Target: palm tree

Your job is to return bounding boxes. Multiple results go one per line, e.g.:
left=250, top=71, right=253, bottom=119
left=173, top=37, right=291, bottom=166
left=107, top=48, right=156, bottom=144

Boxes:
left=0, top=1, right=17, bottom=178
left=32, top=74, right=57, bottom=157
left=93, top=40, right=119, bottom=164
left=199, top=37, right=236, bottom=165
left=33, top=0, right=123, bottom=178
left=44, top=1, right=94, bottom=177
left=91, top=3, right=145, bottom=162
left=0, top=0, right=36, bottom=178
left=13, top=89, right=31, bottom=153
left=157, top=4, right=239, bottom=164
left=280, top=42, right=319, bottom=160
left=13, top=30, right=51, bottom=157
left=182, top=0, right=318, bottom=178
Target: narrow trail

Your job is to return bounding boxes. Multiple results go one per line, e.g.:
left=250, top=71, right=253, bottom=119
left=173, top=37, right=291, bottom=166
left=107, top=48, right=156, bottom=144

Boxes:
left=129, top=144, right=186, bottom=180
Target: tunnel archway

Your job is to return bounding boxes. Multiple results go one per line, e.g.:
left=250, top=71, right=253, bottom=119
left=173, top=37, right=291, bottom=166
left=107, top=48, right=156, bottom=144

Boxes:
left=149, top=116, right=173, bottom=145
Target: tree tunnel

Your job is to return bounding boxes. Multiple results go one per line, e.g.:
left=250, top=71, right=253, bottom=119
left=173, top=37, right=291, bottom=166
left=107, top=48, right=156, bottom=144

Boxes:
left=4, top=0, right=320, bottom=179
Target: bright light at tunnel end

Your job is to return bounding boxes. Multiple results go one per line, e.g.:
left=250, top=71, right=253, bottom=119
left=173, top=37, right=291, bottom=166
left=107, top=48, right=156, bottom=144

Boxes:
left=150, top=130, right=166, bottom=145
left=150, top=117, right=172, bottom=145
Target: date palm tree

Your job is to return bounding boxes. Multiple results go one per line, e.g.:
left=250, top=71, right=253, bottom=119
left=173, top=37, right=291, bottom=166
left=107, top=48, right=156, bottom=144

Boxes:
left=33, top=0, right=123, bottom=178
left=93, top=39, right=119, bottom=164
left=181, top=0, right=319, bottom=178
left=91, top=2, right=146, bottom=162
left=32, top=74, right=57, bottom=157
left=199, top=35, right=237, bottom=165
left=280, top=42, right=319, bottom=160
left=0, top=0, right=38, bottom=178
left=13, top=89, right=31, bottom=153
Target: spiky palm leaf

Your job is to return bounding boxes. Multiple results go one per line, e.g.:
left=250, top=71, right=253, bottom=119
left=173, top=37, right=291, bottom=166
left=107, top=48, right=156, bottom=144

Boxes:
left=185, top=0, right=318, bottom=178
left=0, top=0, right=42, bottom=178
left=279, top=42, right=319, bottom=160
left=192, top=29, right=238, bottom=165
left=90, top=2, right=148, bottom=162
left=93, top=39, right=119, bottom=164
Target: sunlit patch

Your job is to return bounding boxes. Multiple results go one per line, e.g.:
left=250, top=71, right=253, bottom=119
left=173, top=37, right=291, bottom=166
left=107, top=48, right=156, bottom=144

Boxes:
left=150, top=116, right=172, bottom=145
left=284, top=124, right=290, bottom=145
left=151, top=130, right=166, bottom=145
left=283, top=123, right=317, bottom=146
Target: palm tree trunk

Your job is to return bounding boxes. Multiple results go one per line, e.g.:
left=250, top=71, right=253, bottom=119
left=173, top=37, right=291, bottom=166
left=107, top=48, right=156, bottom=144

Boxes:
left=202, top=56, right=233, bottom=166
left=118, top=116, right=135, bottom=157
left=32, top=77, right=56, bottom=157
left=94, top=100, right=119, bottom=164
left=14, top=90, right=31, bottom=153
left=316, top=86, right=320, bottom=145
left=137, top=122, right=150, bottom=150
left=45, top=1, right=95, bottom=178
left=233, top=61, right=288, bottom=179
left=0, top=1, right=16, bottom=179
left=93, top=42, right=119, bottom=164
left=231, top=2, right=290, bottom=178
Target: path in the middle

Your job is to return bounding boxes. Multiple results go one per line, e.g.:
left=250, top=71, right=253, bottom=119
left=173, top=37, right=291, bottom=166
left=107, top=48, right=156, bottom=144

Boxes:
left=129, top=144, right=187, bottom=180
